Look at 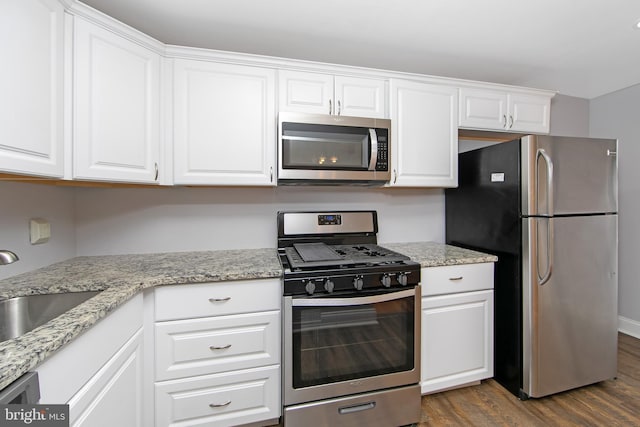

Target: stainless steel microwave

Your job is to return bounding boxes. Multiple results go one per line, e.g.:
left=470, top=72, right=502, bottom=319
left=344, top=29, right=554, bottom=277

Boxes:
left=278, top=112, right=391, bottom=185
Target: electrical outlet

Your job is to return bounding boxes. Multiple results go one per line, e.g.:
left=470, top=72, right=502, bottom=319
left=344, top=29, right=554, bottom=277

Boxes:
left=30, top=218, right=51, bottom=244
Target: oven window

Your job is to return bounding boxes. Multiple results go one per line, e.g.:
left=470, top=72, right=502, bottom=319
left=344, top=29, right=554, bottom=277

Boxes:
left=281, top=123, right=370, bottom=170
left=291, top=294, right=415, bottom=388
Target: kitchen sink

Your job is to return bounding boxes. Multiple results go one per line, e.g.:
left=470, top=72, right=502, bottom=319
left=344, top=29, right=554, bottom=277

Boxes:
left=0, top=291, right=101, bottom=343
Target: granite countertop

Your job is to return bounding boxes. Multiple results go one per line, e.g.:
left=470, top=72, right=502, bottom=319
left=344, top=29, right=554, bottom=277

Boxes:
left=0, top=248, right=282, bottom=391
left=0, top=242, right=495, bottom=391
left=385, top=241, right=498, bottom=266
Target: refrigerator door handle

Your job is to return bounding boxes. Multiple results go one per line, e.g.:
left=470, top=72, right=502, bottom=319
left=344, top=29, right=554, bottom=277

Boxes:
left=537, top=217, right=554, bottom=285
left=536, top=148, right=554, bottom=216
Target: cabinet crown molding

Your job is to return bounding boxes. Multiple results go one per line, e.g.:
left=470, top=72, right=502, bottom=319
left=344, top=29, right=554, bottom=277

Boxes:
left=62, top=0, right=165, bottom=54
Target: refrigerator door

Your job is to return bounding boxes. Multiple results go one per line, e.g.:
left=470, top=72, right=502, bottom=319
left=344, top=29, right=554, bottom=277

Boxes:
left=521, top=135, right=618, bottom=216
left=522, top=214, right=618, bottom=398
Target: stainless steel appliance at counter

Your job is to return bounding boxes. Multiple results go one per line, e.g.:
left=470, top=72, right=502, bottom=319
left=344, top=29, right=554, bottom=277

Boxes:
left=278, top=210, right=421, bottom=426
left=446, top=135, right=618, bottom=399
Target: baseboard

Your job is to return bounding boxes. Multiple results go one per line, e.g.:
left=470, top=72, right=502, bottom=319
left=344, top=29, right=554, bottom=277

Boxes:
left=618, top=316, right=640, bottom=339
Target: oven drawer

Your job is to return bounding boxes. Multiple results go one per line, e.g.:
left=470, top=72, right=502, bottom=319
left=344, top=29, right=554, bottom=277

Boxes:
left=284, top=384, right=421, bottom=427
left=422, top=263, right=494, bottom=296
left=155, top=365, right=280, bottom=427
left=154, top=279, right=280, bottom=321
left=155, top=311, right=280, bottom=381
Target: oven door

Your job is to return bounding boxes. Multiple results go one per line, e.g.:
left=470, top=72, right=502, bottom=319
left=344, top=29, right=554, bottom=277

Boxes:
left=283, top=286, right=420, bottom=406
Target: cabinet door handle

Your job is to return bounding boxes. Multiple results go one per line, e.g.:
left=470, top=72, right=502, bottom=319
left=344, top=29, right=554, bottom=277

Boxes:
left=329, top=99, right=332, bottom=115
left=503, top=115, right=507, bottom=128
left=508, top=115, right=514, bottom=129
left=270, top=166, right=274, bottom=182
left=449, top=276, right=463, bottom=281
left=393, top=169, right=398, bottom=184
left=337, top=100, right=341, bottom=116
left=154, top=162, right=159, bottom=181
left=209, top=401, right=231, bottom=408
left=210, top=344, right=231, bottom=350
left=209, top=297, right=231, bottom=303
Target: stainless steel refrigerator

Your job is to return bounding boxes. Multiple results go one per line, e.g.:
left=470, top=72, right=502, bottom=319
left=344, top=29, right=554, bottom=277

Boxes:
left=445, top=135, right=618, bottom=399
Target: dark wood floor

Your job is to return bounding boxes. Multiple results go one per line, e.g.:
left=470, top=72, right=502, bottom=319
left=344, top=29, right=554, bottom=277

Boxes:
left=419, top=333, right=640, bottom=426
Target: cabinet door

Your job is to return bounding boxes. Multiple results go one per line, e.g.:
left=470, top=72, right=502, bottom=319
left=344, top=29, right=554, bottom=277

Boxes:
left=278, top=70, right=333, bottom=115
left=69, top=329, right=144, bottom=427
left=508, top=92, right=550, bottom=133
left=334, top=76, right=386, bottom=118
left=74, top=17, right=161, bottom=183
left=155, top=365, right=280, bottom=427
left=421, top=290, right=494, bottom=394
left=173, top=60, right=276, bottom=185
left=0, top=0, right=64, bottom=177
left=458, top=87, right=508, bottom=130
left=389, top=79, right=458, bottom=187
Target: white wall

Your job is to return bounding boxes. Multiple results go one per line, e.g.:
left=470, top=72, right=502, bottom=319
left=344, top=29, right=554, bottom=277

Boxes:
left=590, top=83, right=640, bottom=336
left=550, top=94, right=590, bottom=137
left=0, top=182, right=76, bottom=280
left=74, top=186, right=445, bottom=255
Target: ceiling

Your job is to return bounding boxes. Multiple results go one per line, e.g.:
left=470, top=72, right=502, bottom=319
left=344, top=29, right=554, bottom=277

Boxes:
left=80, top=0, right=640, bottom=99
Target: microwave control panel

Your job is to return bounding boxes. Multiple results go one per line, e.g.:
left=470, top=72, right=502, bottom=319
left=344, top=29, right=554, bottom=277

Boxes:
left=375, top=130, right=389, bottom=171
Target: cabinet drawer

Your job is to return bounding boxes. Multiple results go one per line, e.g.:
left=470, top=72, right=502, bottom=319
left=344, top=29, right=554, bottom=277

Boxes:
left=155, top=365, right=280, bottom=427
left=422, top=263, right=494, bottom=296
left=155, top=279, right=280, bottom=321
left=155, top=311, right=280, bottom=380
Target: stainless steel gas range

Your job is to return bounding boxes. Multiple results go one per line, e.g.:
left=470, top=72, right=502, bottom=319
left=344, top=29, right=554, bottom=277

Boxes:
left=277, top=210, right=422, bottom=427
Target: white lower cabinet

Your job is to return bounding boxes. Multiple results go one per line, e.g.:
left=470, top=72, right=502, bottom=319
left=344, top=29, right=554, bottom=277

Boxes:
left=37, top=294, right=144, bottom=425
left=68, top=329, right=144, bottom=427
left=151, top=279, right=281, bottom=427
left=155, top=365, right=280, bottom=427
left=420, top=263, right=494, bottom=394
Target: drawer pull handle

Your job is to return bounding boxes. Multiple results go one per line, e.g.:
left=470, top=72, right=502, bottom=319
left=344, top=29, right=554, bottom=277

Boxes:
left=209, top=297, right=231, bottom=303
left=210, top=344, right=232, bottom=350
left=449, top=276, right=463, bottom=281
left=209, top=401, right=231, bottom=408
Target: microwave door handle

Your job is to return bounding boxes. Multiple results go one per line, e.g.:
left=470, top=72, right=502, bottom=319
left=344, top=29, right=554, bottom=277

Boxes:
left=368, top=129, right=378, bottom=171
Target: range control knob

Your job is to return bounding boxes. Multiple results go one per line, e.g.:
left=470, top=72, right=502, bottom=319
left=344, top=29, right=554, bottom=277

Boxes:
left=353, top=276, right=364, bottom=290
left=397, top=273, right=408, bottom=286
left=324, top=279, right=335, bottom=293
left=304, top=281, right=316, bottom=295
left=381, top=274, right=392, bottom=288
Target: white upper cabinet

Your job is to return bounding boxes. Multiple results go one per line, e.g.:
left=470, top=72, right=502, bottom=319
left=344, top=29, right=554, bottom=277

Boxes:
left=389, top=79, right=458, bottom=187
left=172, top=59, right=276, bottom=186
left=279, top=70, right=387, bottom=118
left=459, top=87, right=552, bottom=134
left=73, top=17, right=161, bottom=183
left=0, top=0, right=64, bottom=177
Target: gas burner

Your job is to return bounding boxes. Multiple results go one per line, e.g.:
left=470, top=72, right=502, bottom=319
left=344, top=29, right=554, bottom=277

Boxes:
left=277, top=211, right=420, bottom=296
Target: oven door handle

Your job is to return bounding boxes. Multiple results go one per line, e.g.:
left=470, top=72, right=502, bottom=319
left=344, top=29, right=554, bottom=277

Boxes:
left=291, top=288, right=416, bottom=307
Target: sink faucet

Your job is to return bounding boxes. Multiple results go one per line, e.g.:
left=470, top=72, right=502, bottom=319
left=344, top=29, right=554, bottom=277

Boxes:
left=0, top=250, right=19, bottom=265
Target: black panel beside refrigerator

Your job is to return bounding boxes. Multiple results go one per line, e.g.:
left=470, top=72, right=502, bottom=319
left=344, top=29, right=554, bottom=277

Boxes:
left=445, top=138, right=525, bottom=398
